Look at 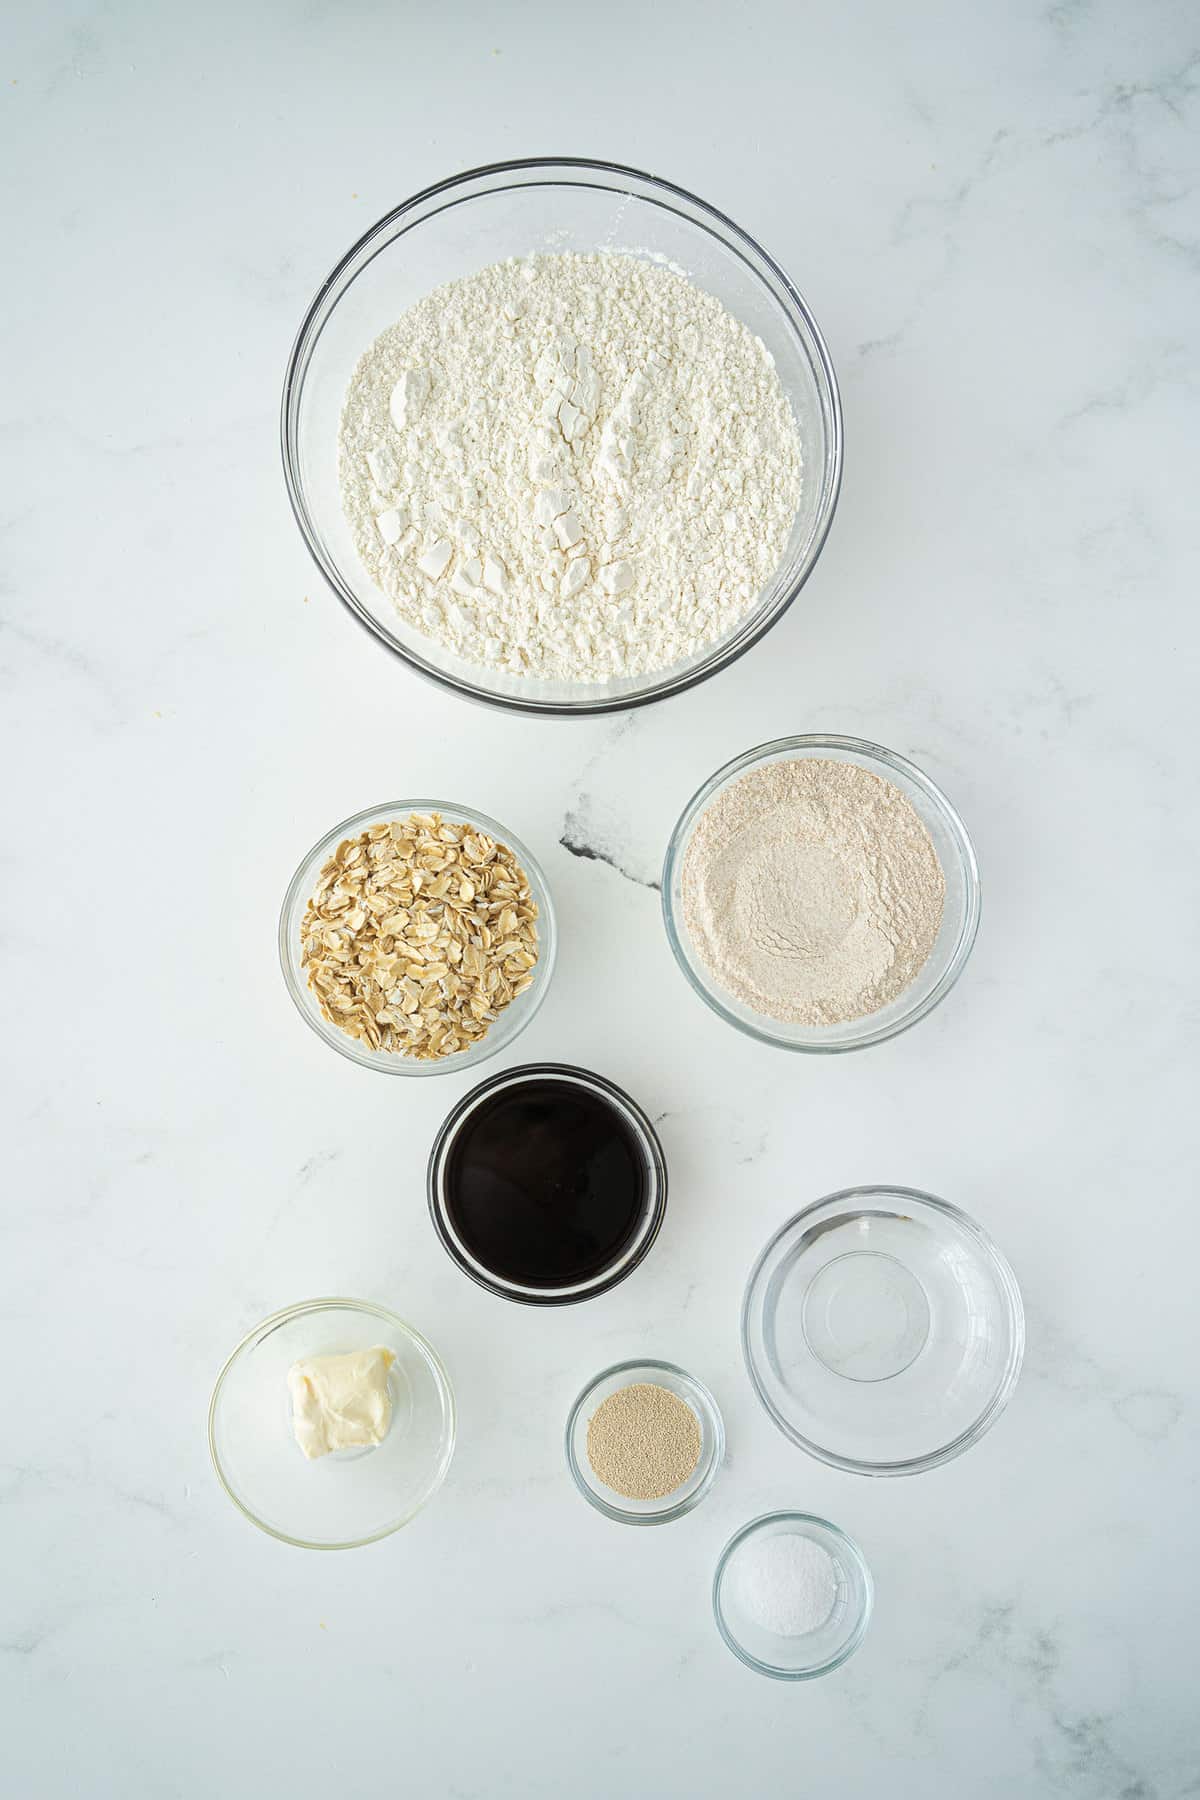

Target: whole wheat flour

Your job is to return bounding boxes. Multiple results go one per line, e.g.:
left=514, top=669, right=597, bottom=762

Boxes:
left=338, top=252, right=803, bottom=681
left=681, top=759, right=946, bottom=1026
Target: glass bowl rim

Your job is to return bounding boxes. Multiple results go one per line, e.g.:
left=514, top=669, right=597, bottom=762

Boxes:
left=712, top=1509, right=874, bottom=1679
left=740, top=1185, right=1026, bottom=1476
left=564, top=1356, right=725, bottom=1526
left=426, top=1061, right=668, bottom=1306
left=280, top=154, right=843, bottom=717
left=207, top=1295, right=457, bottom=1550
left=661, top=732, right=982, bottom=1053
left=277, top=796, right=558, bottom=1077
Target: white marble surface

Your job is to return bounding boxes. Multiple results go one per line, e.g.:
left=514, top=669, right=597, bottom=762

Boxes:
left=4, top=2, right=1197, bottom=1794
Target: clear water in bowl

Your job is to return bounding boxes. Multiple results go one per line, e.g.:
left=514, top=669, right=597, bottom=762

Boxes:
left=743, top=1188, right=1025, bottom=1474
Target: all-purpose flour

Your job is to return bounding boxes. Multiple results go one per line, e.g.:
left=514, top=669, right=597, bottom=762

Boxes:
left=337, top=252, right=803, bottom=681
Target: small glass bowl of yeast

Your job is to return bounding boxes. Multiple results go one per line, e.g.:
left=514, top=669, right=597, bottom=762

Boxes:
left=565, top=1359, right=724, bottom=1524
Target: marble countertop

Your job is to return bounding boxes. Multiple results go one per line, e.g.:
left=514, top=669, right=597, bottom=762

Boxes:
left=4, top=2, right=1196, bottom=1795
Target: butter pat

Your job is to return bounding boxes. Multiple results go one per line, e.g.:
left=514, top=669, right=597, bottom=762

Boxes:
left=287, top=1346, right=396, bottom=1460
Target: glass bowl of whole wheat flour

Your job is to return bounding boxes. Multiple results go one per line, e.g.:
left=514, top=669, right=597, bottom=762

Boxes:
left=662, top=735, right=980, bottom=1052
left=282, top=158, right=842, bottom=716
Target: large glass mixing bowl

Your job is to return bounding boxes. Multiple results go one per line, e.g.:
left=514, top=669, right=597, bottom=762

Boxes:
left=282, top=158, right=842, bottom=715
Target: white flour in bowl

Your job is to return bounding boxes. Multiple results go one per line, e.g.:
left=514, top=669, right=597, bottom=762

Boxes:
left=337, top=252, right=803, bottom=681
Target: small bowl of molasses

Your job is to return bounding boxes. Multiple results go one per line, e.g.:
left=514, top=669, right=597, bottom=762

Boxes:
left=427, top=1063, right=667, bottom=1305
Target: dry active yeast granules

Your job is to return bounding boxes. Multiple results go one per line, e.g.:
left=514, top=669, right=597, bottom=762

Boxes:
left=586, top=1383, right=702, bottom=1502
left=338, top=252, right=803, bottom=680
left=681, top=758, right=945, bottom=1026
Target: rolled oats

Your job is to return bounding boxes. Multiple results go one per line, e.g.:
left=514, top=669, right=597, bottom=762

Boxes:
left=300, top=811, right=540, bottom=1061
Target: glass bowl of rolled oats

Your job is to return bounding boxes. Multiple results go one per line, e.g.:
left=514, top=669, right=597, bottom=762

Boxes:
left=279, top=800, right=556, bottom=1075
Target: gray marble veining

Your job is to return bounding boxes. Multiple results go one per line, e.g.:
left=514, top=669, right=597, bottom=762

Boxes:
left=2, top=0, right=1197, bottom=1795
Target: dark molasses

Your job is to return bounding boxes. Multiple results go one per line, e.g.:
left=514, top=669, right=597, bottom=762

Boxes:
left=441, top=1076, right=649, bottom=1290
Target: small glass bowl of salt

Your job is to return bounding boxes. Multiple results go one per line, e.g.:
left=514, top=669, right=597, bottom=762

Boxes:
left=712, top=1512, right=872, bottom=1679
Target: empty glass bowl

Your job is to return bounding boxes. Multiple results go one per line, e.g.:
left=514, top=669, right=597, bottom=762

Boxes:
left=742, top=1188, right=1024, bottom=1475
left=713, top=1512, right=873, bottom=1679
left=278, top=798, right=556, bottom=1076
left=662, top=735, right=981, bottom=1052
left=565, top=1359, right=724, bottom=1525
left=281, top=157, right=842, bottom=715
left=208, top=1299, right=455, bottom=1549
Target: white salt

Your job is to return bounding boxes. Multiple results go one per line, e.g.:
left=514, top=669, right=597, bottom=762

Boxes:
left=730, top=1532, right=838, bottom=1637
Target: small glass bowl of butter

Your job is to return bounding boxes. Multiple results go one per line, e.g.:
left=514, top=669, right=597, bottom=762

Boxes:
left=209, top=1298, right=455, bottom=1549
